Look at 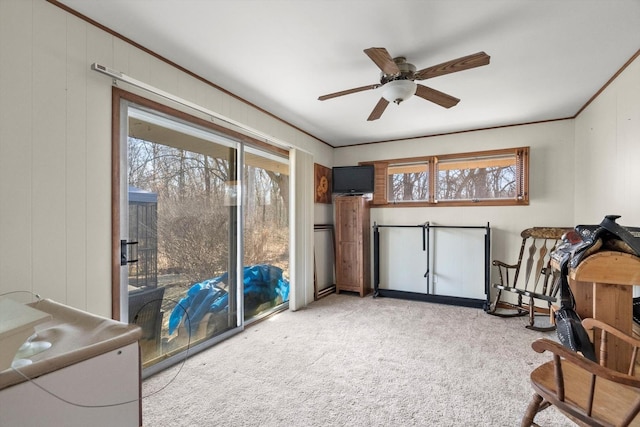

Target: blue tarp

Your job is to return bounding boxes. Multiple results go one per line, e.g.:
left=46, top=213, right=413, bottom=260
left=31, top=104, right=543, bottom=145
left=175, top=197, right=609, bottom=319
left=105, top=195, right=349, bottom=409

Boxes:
left=168, top=264, right=289, bottom=335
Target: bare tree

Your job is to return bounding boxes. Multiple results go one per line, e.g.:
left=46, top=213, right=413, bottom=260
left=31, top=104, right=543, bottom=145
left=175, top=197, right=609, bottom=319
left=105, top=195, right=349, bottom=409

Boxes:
left=128, top=137, right=289, bottom=283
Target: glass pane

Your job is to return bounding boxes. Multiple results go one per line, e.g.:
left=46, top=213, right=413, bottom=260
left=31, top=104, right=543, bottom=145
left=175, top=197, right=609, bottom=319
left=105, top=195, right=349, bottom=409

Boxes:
left=387, top=162, right=429, bottom=202
left=126, top=109, right=238, bottom=369
left=436, top=155, right=516, bottom=201
left=242, top=147, right=290, bottom=322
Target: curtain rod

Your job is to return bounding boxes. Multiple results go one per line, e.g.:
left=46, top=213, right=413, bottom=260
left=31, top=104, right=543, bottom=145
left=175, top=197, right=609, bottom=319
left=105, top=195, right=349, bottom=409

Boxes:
left=91, top=63, right=296, bottom=152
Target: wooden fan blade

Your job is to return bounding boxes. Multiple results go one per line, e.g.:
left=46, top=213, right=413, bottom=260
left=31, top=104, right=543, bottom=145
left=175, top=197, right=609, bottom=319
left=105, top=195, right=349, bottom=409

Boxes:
left=367, top=98, right=390, bottom=121
left=414, top=84, right=460, bottom=108
left=364, top=47, right=401, bottom=75
left=414, top=52, right=490, bottom=80
left=318, top=84, right=379, bottom=101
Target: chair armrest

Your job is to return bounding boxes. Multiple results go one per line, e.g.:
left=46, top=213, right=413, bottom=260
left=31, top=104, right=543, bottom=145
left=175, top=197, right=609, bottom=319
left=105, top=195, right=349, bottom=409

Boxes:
left=582, top=318, right=640, bottom=348
left=492, top=260, right=518, bottom=269
left=492, top=260, right=519, bottom=288
left=531, top=338, right=640, bottom=387
left=582, top=318, right=640, bottom=373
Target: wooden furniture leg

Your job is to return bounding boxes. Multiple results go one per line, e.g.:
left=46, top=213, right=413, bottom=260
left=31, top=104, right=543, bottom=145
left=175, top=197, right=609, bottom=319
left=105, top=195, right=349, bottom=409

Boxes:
left=521, top=393, right=545, bottom=427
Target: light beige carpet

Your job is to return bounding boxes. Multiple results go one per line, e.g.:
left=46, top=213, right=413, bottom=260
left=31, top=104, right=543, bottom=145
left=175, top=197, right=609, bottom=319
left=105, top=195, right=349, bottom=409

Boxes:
left=142, top=294, right=572, bottom=426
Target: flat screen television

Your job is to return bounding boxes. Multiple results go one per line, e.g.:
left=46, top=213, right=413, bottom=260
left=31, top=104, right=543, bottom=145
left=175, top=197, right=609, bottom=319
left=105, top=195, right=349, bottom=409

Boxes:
left=332, top=165, right=375, bottom=194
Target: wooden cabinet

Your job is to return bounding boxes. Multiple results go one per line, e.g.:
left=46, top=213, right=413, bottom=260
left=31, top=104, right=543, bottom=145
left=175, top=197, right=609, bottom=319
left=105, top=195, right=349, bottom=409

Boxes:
left=334, top=195, right=371, bottom=297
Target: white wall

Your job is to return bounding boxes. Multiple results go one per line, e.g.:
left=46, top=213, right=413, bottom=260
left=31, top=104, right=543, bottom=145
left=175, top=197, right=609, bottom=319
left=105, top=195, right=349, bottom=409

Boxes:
left=574, top=54, right=640, bottom=225
left=0, top=0, right=330, bottom=316
left=0, top=0, right=638, bottom=316
left=334, top=52, right=640, bottom=297
left=334, top=120, right=576, bottom=284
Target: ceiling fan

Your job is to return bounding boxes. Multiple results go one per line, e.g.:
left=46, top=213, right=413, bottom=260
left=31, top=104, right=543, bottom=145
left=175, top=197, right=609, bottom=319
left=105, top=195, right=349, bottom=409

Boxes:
left=318, top=47, right=490, bottom=121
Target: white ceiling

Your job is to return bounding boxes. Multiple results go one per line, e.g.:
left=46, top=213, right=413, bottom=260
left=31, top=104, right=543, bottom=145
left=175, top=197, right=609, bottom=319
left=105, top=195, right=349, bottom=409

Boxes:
left=57, top=0, right=640, bottom=147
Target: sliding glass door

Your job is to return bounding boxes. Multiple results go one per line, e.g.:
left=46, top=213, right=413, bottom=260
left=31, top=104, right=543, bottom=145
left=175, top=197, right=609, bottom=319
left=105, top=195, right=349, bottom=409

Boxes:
left=116, top=94, right=289, bottom=374
left=242, top=147, right=290, bottom=323
left=122, top=103, right=242, bottom=372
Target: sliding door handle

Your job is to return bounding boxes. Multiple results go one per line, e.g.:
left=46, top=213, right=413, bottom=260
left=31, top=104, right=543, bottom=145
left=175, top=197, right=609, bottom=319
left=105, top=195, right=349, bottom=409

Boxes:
left=120, top=239, right=139, bottom=266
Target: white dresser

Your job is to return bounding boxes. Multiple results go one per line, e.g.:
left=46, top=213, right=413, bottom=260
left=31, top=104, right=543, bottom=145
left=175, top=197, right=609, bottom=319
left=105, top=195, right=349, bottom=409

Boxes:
left=0, top=299, right=142, bottom=427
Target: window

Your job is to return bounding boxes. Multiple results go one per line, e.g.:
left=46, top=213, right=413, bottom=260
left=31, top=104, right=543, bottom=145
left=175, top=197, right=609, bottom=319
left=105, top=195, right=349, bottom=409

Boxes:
left=387, top=161, right=430, bottom=202
left=368, top=147, right=528, bottom=207
left=435, top=151, right=522, bottom=202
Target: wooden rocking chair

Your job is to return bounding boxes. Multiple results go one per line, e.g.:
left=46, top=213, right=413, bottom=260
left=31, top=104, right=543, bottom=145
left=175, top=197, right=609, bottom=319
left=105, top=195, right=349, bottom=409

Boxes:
left=488, top=227, right=571, bottom=331
left=522, top=318, right=640, bottom=426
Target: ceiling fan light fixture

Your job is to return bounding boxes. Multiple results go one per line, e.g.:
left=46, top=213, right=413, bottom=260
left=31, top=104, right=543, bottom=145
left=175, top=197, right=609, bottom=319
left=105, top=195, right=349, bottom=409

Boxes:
left=382, top=80, right=417, bottom=104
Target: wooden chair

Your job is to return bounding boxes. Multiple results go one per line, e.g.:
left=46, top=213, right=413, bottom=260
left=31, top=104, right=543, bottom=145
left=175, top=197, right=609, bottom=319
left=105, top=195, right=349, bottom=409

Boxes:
left=522, top=318, right=640, bottom=426
left=488, top=227, right=570, bottom=331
